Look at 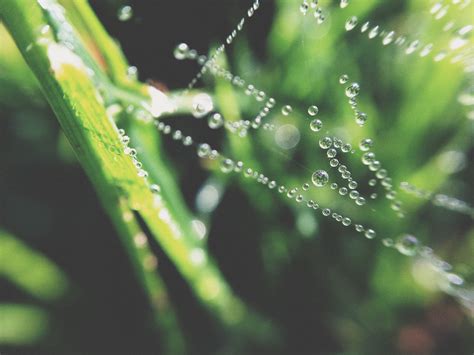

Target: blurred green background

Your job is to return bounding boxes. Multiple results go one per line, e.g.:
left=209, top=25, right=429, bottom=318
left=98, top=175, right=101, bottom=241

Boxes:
left=0, top=0, right=473, bottom=354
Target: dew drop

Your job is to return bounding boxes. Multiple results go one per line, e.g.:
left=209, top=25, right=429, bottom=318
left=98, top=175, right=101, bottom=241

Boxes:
left=174, top=43, right=189, bottom=60
left=220, top=159, right=235, bottom=173
left=192, top=94, right=213, bottom=118
left=340, top=0, right=349, bottom=9
left=319, top=136, right=333, bottom=149
left=308, top=105, right=319, bottom=116
left=362, top=152, right=375, bottom=165
left=327, top=148, right=337, bottom=158
left=345, top=16, right=358, bottom=31
left=382, top=31, right=395, bottom=45
left=208, top=113, right=224, bottom=129
left=339, top=74, right=349, bottom=84
left=281, top=105, right=293, bottom=116
left=368, top=25, right=379, bottom=39
left=345, top=83, right=360, bottom=98
left=396, top=234, right=419, bottom=256
left=310, top=119, right=323, bottom=132
left=312, top=170, right=329, bottom=187
left=117, top=5, right=133, bottom=21
left=300, top=1, right=309, bottom=14
left=197, top=143, right=211, bottom=158
left=365, top=229, right=376, bottom=239
left=355, top=111, right=367, bottom=126
left=359, top=138, right=373, bottom=151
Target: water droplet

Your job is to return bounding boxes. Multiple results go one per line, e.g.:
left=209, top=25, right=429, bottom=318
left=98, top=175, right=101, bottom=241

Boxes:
left=362, top=152, right=375, bottom=165
left=174, top=43, right=189, bottom=60
left=382, top=31, right=395, bottom=45
left=345, top=83, right=360, bottom=98
left=355, top=111, right=367, bottom=126
left=355, top=224, right=364, bottom=232
left=300, top=1, right=309, bottom=14
left=310, top=119, right=323, bottom=132
left=330, top=159, right=339, bottom=167
left=339, top=187, right=348, bottom=195
left=359, top=138, right=373, bottom=151
left=312, top=170, right=329, bottom=187
left=396, top=234, right=419, bottom=256
left=349, top=190, right=359, bottom=199
left=117, top=5, right=133, bottom=21
left=281, top=105, right=293, bottom=116
left=342, top=217, right=351, bottom=226
left=365, top=229, right=376, bottom=239
left=192, top=94, right=213, bottom=118
left=327, top=148, right=337, bottom=158
left=382, top=238, right=394, bottom=247
left=339, top=74, right=349, bottom=84
left=361, top=21, right=370, bottom=33
left=368, top=25, right=379, bottom=39
left=340, top=0, right=349, bottom=9
left=308, top=105, right=319, bottom=116
left=322, top=208, right=331, bottom=216
left=220, top=158, right=235, bottom=173
left=356, top=197, right=366, bottom=206
left=319, top=136, right=333, bottom=149
left=345, top=16, right=358, bottom=31
left=197, top=143, right=211, bottom=158
left=208, top=113, right=224, bottom=129
left=341, top=143, right=352, bottom=153
left=150, top=184, right=161, bottom=194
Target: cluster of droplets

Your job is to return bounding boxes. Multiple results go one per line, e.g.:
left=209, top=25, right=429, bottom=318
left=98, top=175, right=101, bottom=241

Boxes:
left=122, top=0, right=473, bottom=310
left=300, top=0, right=327, bottom=24
left=339, top=74, right=368, bottom=127
left=307, top=105, right=323, bottom=132
left=344, top=12, right=473, bottom=64
left=175, top=44, right=280, bottom=131
left=184, top=0, right=261, bottom=92
left=358, top=139, right=405, bottom=215
left=400, top=182, right=474, bottom=218
left=318, top=136, right=368, bottom=206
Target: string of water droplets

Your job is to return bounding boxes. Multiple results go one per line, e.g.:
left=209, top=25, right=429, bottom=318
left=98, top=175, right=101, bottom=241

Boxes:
left=114, top=0, right=473, bottom=311
left=185, top=0, right=262, bottom=93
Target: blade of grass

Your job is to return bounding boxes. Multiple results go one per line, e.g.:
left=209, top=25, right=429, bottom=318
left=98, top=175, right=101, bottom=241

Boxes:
left=0, top=0, right=274, bottom=341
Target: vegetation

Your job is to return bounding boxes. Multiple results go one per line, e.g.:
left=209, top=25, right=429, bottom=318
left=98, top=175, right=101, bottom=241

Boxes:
left=0, top=0, right=472, bottom=354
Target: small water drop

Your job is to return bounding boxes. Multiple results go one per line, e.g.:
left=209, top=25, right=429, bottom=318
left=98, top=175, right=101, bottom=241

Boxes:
left=365, top=229, right=376, bottom=239
left=345, top=83, right=360, bottom=98
left=281, top=105, right=293, bottom=116
left=117, top=5, right=133, bottom=21
left=310, top=119, right=323, bottom=132
left=362, top=152, right=375, bottom=165
left=312, top=170, right=329, bottom=187
left=208, top=113, right=224, bottom=129
left=220, top=159, right=235, bottom=173
left=345, top=16, right=358, bottom=31
left=197, top=143, right=211, bottom=158
left=355, top=111, right=367, bottom=126
left=340, top=0, right=349, bottom=9
left=192, top=94, right=213, bottom=118
left=396, top=234, right=419, bottom=256
left=319, top=136, right=333, bottom=149
left=359, top=138, right=373, bottom=151
left=308, top=105, right=319, bottom=116
left=174, top=43, right=189, bottom=60
left=339, top=74, right=349, bottom=84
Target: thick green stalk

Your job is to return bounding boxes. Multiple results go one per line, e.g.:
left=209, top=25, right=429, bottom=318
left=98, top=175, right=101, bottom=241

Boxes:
left=0, top=0, right=264, bottom=336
